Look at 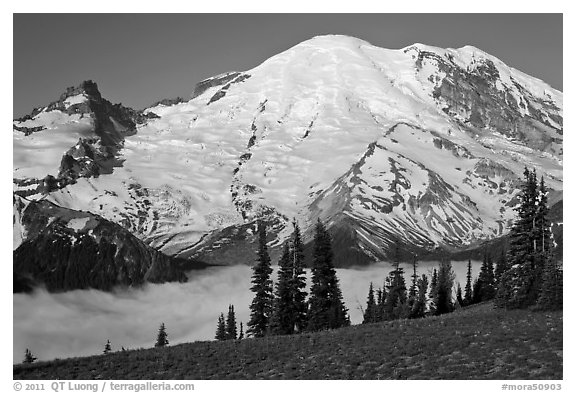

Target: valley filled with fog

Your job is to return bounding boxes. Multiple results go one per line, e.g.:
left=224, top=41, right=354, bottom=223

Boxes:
left=14, top=260, right=481, bottom=363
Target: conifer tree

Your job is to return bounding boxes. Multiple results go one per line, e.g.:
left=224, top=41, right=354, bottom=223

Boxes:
left=247, top=222, right=274, bottom=338
left=103, top=339, right=112, bottom=354
left=307, top=219, right=348, bottom=331
left=494, top=250, right=507, bottom=285
left=238, top=322, right=244, bottom=340
left=496, top=169, right=553, bottom=309
left=408, top=257, right=418, bottom=305
left=463, top=260, right=473, bottom=306
left=429, top=268, right=438, bottom=314
left=434, top=260, right=455, bottom=315
left=23, top=349, right=37, bottom=364
left=155, top=322, right=169, bottom=347
left=533, top=175, right=552, bottom=301
left=456, top=283, right=463, bottom=307
left=215, top=313, right=227, bottom=341
left=375, top=287, right=384, bottom=322
left=478, top=251, right=496, bottom=301
left=290, top=220, right=308, bottom=333
left=384, top=261, right=407, bottom=320
left=226, top=304, right=238, bottom=340
left=411, top=274, right=429, bottom=318
left=362, top=282, right=377, bottom=324
left=536, top=258, right=563, bottom=311
left=270, top=244, right=294, bottom=335
left=472, top=278, right=482, bottom=304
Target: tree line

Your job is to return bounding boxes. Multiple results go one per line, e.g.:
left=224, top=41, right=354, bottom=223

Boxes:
left=360, top=167, right=562, bottom=325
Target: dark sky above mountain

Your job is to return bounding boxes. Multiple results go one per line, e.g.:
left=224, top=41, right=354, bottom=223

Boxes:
left=13, top=13, right=562, bottom=117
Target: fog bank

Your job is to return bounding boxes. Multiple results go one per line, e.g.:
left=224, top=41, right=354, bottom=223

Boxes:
left=14, top=260, right=480, bottom=363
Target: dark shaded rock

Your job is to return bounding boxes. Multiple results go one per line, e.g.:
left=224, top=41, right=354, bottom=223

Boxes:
left=13, top=196, right=194, bottom=293
left=149, top=97, right=187, bottom=108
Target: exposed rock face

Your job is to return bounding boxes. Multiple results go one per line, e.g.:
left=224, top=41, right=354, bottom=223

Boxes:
left=406, top=45, right=562, bottom=156
left=191, top=72, right=242, bottom=98
left=13, top=81, right=158, bottom=197
left=13, top=195, right=189, bottom=293
left=13, top=36, right=563, bottom=269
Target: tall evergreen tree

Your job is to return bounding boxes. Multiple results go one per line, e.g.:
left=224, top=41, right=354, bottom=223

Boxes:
left=456, top=283, right=463, bottom=307
left=226, top=304, right=238, bottom=340
left=155, top=323, right=169, bottom=347
left=494, top=250, right=507, bottom=285
left=411, top=274, right=429, bottom=318
left=23, top=349, right=37, bottom=364
left=270, top=244, right=294, bottom=335
left=375, top=287, right=384, bottom=322
left=307, top=219, right=349, bottom=331
left=290, top=220, right=308, bottom=333
left=362, top=282, right=377, bottom=324
left=496, top=169, right=552, bottom=309
left=429, top=268, right=438, bottom=314
left=384, top=261, right=408, bottom=320
left=215, top=313, right=227, bottom=341
left=238, top=322, right=244, bottom=340
left=536, top=258, right=563, bottom=311
left=103, top=339, right=112, bottom=354
left=464, top=260, right=473, bottom=306
left=408, top=257, right=418, bottom=303
left=247, top=222, right=274, bottom=338
left=434, top=260, right=455, bottom=315
left=477, top=251, right=496, bottom=301
left=472, top=278, right=482, bottom=304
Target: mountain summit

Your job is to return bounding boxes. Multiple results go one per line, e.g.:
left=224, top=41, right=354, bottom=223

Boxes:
left=13, top=35, right=562, bottom=274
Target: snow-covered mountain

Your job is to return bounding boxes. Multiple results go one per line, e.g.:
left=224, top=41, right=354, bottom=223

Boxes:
left=13, top=35, right=563, bottom=273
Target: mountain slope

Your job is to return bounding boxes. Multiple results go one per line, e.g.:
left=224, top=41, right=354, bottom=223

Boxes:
left=13, top=35, right=563, bottom=267
left=13, top=195, right=189, bottom=292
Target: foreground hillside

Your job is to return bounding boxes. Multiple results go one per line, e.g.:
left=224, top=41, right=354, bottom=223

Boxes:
left=14, top=303, right=562, bottom=379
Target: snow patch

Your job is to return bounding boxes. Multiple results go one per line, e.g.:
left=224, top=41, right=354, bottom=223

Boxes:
left=66, top=217, right=91, bottom=232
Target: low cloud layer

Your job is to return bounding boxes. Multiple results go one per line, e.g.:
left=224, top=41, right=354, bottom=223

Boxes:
left=13, top=261, right=480, bottom=363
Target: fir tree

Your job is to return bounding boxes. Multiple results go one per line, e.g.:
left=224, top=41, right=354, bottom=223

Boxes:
left=307, top=219, right=348, bottom=331
left=155, top=323, right=169, bottom=347
left=536, top=258, right=563, bottom=311
left=456, top=283, right=463, bottom=307
left=463, top=260, right=473, bottom=306
left=270, top=244, right=294, bottom=335
left=247, top=222, right=274, bottom=338
left=411, top=274, right=429, bottom=318
left=290, top=221, right=308, bottom=333
left=215, top=313, right=227, bottom=341
left=362, top=282, right=377, bottom=324
left=434, top=260, right=455, bottom=315
left=494, top=250, right=507, bottom=285
left=226, top=304, right=238, bottom=340
left=429, top=268, right=438, bottom=314
left=496, top=169, right=552, bottom=309
left=238, top=322, right=244, bottom=340
left=375, top=287, right=384, bottom=322
left=23, top=349, right=37, bottom=364
left=408, top=257, right=418, bottom=306
left=384, top=261, right=408, bottom=320
left=477, top=251, right=496, bottom=301
left=472, top=278, right=482, bottom=304
left=103, top=339, right=112, bottom=354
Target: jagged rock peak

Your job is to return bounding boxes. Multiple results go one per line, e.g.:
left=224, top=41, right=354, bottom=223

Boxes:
left=60, top=80, right=102, bottom=101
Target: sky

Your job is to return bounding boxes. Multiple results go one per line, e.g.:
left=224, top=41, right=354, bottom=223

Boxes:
left=13, top=13, right=562, bottom=118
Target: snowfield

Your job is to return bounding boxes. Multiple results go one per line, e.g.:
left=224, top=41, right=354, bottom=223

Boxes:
left=13, top=35, right=563, bottom=262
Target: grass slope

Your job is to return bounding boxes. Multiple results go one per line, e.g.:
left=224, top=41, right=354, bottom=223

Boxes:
left=14, top=303, right=562, bottom=380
